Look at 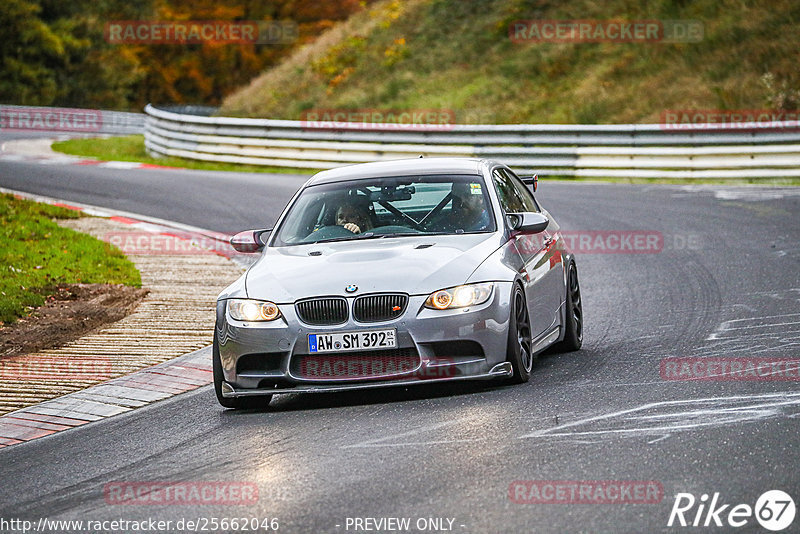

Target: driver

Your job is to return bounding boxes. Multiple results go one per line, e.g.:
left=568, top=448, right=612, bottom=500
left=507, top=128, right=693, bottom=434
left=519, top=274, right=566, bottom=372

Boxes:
left=448, top=182, right=491, bottom=232
left=336, top=200, right=373, bottom=234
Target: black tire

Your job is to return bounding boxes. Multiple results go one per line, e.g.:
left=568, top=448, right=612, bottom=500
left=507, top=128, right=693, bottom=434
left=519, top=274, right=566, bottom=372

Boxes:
left=506, top=284, right=534, bottom=384
left=554, top=261, right=583, bottom=352
left=213, top=331, right=272, bottom=409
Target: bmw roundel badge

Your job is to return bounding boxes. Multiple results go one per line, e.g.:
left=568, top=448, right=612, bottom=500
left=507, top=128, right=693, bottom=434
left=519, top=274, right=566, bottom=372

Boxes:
left=345, top=284, right=358, bottom=293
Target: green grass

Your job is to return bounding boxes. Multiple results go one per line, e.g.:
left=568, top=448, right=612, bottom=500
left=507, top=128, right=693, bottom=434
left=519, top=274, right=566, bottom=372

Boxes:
left=0, top=194, right=141, bottom=324
left=220, top=0, right=800, bottom=125
left=51, top=135, right=317, bottom=175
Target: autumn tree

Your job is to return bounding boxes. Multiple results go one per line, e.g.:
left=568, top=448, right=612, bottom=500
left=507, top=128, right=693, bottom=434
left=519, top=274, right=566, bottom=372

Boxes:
left=0, top=0, right=372, bottom=109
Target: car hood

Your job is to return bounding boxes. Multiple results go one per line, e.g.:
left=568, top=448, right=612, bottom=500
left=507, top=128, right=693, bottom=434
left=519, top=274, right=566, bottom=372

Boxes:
left=245, top=233, right=502, bottom=302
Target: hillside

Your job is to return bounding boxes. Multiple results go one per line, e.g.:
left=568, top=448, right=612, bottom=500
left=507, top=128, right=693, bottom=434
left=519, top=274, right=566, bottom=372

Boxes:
left=219, top=0, right=799, bottom=124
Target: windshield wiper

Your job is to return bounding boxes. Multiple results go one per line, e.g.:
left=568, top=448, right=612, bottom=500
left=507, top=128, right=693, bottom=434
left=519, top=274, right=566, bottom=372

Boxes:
left=305, top=230, right=454, bottom=244
left=380, top=231, right=451, bottom=238
left=306, top=232, right=384, bottom=244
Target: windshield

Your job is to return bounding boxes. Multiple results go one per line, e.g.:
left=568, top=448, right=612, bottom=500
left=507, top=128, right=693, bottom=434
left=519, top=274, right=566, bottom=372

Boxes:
left=272, top=174, right=496, bottom=246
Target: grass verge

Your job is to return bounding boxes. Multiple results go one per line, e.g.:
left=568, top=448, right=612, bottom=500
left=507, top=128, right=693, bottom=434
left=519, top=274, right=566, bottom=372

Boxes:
left=0, top=194, right=141, bottom=324
left=51, top=135, right=317, bottom=175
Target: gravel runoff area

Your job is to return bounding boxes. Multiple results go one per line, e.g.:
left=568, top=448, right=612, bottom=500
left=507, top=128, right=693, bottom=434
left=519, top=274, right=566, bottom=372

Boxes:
left=0, top=215, right=243, bottom=439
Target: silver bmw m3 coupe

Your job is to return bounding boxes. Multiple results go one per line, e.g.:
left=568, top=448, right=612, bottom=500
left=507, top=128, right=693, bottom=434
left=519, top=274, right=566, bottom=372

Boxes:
left=214, top=158, right=582, bottom=408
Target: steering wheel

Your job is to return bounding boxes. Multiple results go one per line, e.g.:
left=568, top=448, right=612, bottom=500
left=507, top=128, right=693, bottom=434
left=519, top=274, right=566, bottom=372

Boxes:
left=301, top=225, right=357, bottom=242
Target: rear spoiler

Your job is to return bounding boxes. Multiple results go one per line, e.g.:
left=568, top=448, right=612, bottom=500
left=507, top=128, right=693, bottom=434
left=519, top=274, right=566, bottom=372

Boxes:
left=520, top=174, right=538, bottom=192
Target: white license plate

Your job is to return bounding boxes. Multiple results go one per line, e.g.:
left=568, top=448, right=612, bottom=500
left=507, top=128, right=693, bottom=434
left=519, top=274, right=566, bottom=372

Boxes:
left=309, top=329, right=396, bottom=353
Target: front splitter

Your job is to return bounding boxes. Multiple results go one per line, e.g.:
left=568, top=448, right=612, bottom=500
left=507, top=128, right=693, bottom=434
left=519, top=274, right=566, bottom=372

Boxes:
left=221, top=361, right=513, bottom=397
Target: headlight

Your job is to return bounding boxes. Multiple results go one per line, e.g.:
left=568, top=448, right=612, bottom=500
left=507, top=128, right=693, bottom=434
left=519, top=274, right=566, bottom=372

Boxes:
left=227, top=299, right=281, bottom=321
left=424, top=283, right=493, bottom=310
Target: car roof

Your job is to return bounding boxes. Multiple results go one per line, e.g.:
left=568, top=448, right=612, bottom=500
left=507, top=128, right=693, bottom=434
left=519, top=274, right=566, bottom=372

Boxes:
left=307, top=157, right=495, bottom=185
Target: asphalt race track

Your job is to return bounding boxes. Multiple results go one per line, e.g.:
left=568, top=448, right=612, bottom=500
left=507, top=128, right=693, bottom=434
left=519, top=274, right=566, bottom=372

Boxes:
left=1, top=138, right=799, bottom=533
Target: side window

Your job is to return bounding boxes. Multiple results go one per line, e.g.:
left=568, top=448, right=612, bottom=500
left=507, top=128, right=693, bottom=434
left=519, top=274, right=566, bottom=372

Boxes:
left=492, top=169, right=539, bottom=213
left=501, top=168, right=540, bottom=212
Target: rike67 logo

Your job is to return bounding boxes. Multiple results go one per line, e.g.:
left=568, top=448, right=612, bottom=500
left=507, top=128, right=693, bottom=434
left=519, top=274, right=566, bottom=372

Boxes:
left=668, top=490, right=795, bottom=531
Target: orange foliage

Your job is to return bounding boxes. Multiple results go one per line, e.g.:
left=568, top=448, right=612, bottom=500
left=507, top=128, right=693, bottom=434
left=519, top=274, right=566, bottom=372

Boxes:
left=123, top=0, right=373, bottom=107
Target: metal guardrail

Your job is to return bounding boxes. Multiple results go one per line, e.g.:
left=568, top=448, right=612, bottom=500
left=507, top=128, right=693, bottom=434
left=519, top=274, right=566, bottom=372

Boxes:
left=1, top=104, right=144, bottom=135
left=144, top=104, right=800, bottom=179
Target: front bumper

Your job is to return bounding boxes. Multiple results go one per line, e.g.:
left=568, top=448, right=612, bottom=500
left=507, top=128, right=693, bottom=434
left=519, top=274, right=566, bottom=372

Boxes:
left=221, top=362, right=513, bottom=397
left=216, top=282, right=513, bottom=396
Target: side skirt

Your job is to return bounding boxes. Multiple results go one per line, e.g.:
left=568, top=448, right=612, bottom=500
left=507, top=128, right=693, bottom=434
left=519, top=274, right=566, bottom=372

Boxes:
left=532, top=326, right=561, bottom=355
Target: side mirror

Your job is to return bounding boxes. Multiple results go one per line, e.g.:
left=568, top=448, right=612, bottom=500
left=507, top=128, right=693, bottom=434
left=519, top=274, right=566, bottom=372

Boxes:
left=506, top=212, right=549, bottom=234
left=230, top=228, right=272, bottom=253
left=520, top=174, right=538, bottom=192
